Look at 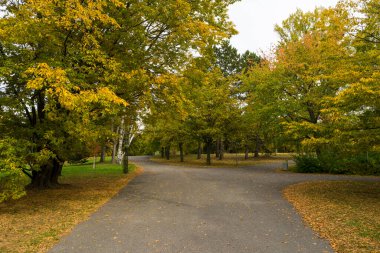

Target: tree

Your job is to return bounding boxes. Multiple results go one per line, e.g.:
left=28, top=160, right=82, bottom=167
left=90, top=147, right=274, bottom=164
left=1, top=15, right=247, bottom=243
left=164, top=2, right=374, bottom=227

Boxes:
left=243, top=1, right=379, bottom=173
left=182, top=58, right=238, bottom=165
left=272, top=6, right=354, bottom=156
left=0, top=0, right=239, bottom=198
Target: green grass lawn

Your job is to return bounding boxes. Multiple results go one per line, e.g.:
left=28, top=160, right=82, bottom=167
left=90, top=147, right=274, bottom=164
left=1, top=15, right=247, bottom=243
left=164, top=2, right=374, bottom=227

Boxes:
left=63, top=158, right=136, bottom=177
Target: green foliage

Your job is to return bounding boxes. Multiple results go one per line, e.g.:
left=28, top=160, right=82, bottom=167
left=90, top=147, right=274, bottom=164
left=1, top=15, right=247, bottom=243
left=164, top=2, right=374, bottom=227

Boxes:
left=213, top=40, right=259, bottom=76
left=243, top=1, right=379, bottom=174
left=294, top=151, right=380, bottom=175
left=0, top=139, right=29, bottom=202
left=293, top=155, right=325, bottom=173
left=0, top=0, right=239, bottom=187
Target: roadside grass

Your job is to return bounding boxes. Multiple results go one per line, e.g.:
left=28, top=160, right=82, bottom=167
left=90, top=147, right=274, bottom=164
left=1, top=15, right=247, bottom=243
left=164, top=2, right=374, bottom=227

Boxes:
left=151, top=153, right=292, bottom=167
left=284, top=181, right=380, bottom=253
left=0, top=159, right=142, bottom=253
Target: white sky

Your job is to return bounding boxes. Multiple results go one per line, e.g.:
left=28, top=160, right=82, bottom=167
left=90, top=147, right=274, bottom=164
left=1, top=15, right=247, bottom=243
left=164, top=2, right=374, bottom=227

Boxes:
left=228, top=0, right=340, bottom=54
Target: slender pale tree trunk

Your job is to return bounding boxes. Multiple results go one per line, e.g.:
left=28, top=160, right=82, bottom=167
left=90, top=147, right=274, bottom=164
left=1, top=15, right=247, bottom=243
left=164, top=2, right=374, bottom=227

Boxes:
left=245, top=145, right=249, bottom=160
left=123, top=128, right=136, bottom=174
left=111, top=124, right=119, bottom=164
left=117, top=117, right=125, bottom=165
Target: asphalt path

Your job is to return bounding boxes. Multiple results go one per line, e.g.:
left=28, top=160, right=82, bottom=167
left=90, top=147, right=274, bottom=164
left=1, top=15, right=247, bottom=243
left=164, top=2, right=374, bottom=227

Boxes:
left=49, top=156, right=379, bottom=253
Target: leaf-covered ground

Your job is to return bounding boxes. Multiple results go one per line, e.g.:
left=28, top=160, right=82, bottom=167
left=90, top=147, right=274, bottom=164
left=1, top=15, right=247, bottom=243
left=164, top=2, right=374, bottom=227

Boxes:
left=0, top=162, right=142, bottom=253
left=284, top=181, right=380, bottom=253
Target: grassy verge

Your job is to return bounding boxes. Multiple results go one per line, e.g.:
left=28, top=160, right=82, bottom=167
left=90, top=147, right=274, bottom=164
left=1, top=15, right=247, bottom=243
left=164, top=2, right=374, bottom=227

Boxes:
left=284, top=181, right=380, bottom=253
left=151, top=153, right=291, bottom=167
left=0, top=160, right=142, bottom=253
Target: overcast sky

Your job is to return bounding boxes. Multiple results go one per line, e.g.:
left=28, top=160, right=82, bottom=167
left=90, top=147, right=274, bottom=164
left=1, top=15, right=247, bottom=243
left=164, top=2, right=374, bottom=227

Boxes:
left=228, top=0, right=340, bottom=54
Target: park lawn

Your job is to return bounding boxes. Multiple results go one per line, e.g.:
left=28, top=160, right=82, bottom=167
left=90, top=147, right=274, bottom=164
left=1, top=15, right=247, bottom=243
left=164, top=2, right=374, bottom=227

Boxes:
left=151, top=153, right=291, bottom=167
left=284, top=181, right=380, bottom=253
left=0, top=160, right=142, bottom=253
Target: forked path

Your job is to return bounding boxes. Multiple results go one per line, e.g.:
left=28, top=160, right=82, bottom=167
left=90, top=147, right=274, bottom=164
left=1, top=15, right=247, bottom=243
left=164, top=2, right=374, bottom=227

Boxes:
left=50, top=156, right=379, bottom=253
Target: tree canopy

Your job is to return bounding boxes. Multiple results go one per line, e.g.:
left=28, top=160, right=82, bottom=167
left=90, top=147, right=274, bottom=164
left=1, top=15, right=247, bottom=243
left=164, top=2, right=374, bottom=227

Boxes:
left=1, top=0, right=379, bottom=202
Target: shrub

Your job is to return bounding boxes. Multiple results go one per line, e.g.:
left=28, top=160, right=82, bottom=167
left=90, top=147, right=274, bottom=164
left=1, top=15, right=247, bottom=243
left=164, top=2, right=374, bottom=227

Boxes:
left=293, top=154, right=326, bottom=173
left=0, top=138, right=29, bottom=202
left=293, top=151, right=380, bottom=175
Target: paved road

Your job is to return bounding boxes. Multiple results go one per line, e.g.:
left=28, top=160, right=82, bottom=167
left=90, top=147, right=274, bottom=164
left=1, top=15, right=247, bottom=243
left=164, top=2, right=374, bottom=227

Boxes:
left=50, top=156, right=379, bottom=253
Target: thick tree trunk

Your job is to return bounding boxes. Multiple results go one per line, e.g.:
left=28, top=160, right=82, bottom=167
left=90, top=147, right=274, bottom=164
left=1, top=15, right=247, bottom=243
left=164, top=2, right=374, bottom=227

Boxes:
left=51, top=159, right=63, bottom=185
left=245, top=145, right=249, bottom=160
left=161, top=147, right=165, bottom=158
left=197, top=142, right=202, bottom=159
left=30, top=157, right=63, bottom=188
left=179, top=142, right=184, bottom=162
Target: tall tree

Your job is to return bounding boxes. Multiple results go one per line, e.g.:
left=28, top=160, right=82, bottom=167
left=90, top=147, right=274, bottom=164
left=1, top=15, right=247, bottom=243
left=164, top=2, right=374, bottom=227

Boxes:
left=0, top=0, right=239, bottom=198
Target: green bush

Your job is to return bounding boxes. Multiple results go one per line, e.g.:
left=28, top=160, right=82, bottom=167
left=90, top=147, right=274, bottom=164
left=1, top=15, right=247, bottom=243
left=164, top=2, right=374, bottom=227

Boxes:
left=293, top=151, right=380, bottom=175
left=343, top=152, right=380, bottom=175
left=293, top=154, right=326, bottom=173
left=0, top=138, right=29, bottom=202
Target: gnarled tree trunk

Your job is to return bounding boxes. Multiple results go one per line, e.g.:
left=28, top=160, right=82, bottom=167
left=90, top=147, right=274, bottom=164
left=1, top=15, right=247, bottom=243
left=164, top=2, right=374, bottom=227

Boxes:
left=30, top=157, right=64, bottom=188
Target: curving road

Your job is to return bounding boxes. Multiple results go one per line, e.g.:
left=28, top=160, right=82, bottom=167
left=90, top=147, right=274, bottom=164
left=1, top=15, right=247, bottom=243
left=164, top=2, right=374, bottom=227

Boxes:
left=49, top=156, right=379, bottom=253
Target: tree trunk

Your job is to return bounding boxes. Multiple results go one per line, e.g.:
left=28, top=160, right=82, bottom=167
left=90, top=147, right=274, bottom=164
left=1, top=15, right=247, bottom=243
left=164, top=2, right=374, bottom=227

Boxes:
left=254, top=134, right=260, bottom=158
left=245, top=145, right=249, bottom=160
left=165, top=145, right=170, bottom=160
left=100, top=145, right=106, bottom=163
left=51, top=159, right=63, bottom=185
left=117, top=117, right=125, bottom=165
left=215, top=139, right=220, bottom=158
left=123, top=143, right=129, bottom=174
left=30, top=157, right=63, bottom=188
left=179, top=142, right=184, bottom=162
left=197, top=142, right=202, bottom=159
left=111, top=126, right=119, bottom=164
left=161, top=147, right=165, bottom=158
left=206, top=139, right=212, bottom=165
left=218, top=140, right=224, bottom=160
